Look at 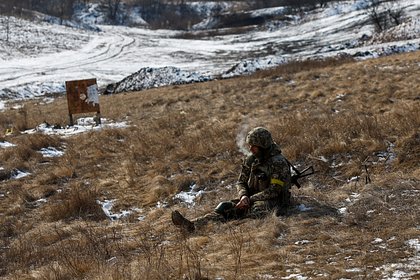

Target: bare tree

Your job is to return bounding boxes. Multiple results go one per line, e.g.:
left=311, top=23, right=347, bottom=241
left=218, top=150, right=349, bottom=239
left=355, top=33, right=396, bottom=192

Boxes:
left=132, top=0, right=154, bottom=11
left=0, top=1, right=14, bottom=42
left=29, top=0, right=42, bottom=11
left=101, top=0, right=123, bottom=23
left=385, top=0, right=404, bottom=25
left=6, top=16, right=10, bottom=41
left=131, top=0, right=164, bottom=27
left=4, top=0, right=76, bottom=20
left=247, top=0, right=278, bottom=9
left=367, top=0, right=387, bottom=32
left=367, top=0, right=405, bottom=32
left=56, top=0, right=76, bottom=23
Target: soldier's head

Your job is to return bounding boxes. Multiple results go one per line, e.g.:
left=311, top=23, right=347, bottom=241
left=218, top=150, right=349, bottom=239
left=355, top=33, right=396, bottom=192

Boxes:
left=246, top=127, right=273, bottom=156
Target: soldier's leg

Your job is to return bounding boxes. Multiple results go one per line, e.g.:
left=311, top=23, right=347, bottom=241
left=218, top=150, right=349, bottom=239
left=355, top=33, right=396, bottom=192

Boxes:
left=172, top=210, right=223, bottom=232
left=171, top=210, right=195, bottom=232
left=172, top=200, right=247, bottom=232
left=192, top=211, right=225, bottom=228
left=248, top=200, right=274, bottom=218
left=193, top=199, right=247, bottom=227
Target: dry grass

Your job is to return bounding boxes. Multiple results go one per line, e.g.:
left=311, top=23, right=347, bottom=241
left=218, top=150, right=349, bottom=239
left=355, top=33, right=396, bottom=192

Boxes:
left=0, top=51, right=419, bottom=279
left=48, top=183, right=105, bottom=221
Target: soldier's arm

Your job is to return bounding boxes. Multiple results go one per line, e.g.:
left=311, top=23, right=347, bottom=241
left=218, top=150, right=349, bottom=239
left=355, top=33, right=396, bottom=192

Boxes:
left=236, top=155, right=254, bottom=198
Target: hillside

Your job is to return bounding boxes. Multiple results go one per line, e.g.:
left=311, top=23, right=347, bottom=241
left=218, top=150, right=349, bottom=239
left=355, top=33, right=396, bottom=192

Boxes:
left=0, top=50, right=419, bottom=279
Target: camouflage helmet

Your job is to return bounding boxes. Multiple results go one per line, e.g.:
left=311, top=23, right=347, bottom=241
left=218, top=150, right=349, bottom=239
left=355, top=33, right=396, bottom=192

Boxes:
left=246, top=127, right=273, bottom=149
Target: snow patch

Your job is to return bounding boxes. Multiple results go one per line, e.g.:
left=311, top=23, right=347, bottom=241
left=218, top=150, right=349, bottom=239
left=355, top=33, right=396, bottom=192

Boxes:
left=22, top=118, right=129, bottom=137
left=0, top=141, right=16, bottom=148
left=295, top=240, right=311, bottom=245
left=11, top=169, right=31, bottom=179
left=338, top=207, right=347, bottom=215
left=347, top=176, right=360, bottom=183
left=173, top=183, right=204, bottom=207
left=407, top=239, right=420, bottom=252
left=372, top=238, right=384, bottom=244
left=0, top=101, right=6, bottom=111
left=281, top=274, right=308, bottom=280
left=339, top=192, right=361, bottom=216
left=251, top=7, right=287, bottom=18
left=97, top=199, right=132, bottom=221
left=39, top=147, right=65, bottom=158
left=297, top=204, right=312, bottom=212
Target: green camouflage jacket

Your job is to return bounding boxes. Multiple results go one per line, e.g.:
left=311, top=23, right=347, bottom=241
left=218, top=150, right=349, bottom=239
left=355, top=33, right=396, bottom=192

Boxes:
left=236, top=144, right=291, bottom=203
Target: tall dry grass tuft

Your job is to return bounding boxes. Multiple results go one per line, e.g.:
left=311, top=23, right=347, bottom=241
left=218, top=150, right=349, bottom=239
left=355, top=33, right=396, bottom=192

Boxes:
left=396, top=131, right=420, bottom=168
left=1, top=222, right=75, bottom=277
left=42, top=227, right=105, bottom=279
left=4, top=232, right=41, bottom=275
left=0, top=166, right=13, bottom=181
left=174, top=233, right=209, bottom=280
left=31, top=223, right=137, bottom=280
left=143, top=175, right=178, bottom=206
left=226, top=226, right=245, bottom=279
left=36, top=165, right=76, bottom=186
left=130, top=224, right=175, bottom=279
left=387, top=106, right=420, bottom=171
left=1, top=144, right=38, bottom=170
left=0, top=106, right=30, bottom=132
left=48, top=183, right=105, bottom=221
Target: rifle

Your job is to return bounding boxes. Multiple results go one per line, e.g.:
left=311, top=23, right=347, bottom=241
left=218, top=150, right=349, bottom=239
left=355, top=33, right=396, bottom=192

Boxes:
left=285, top=158, right=315, bottom=189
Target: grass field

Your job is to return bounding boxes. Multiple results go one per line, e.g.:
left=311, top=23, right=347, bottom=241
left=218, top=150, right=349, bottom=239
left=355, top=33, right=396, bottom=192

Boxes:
left=0, top=51, right=419, bottom=279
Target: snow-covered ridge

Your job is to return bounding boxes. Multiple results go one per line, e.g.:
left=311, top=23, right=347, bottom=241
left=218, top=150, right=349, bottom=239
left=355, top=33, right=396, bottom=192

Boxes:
left=106, top=66, right=212, bottom=94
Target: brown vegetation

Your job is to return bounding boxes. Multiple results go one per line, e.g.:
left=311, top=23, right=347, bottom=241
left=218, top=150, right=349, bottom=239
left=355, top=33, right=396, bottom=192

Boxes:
left=0, top=51, right=419, bottom=279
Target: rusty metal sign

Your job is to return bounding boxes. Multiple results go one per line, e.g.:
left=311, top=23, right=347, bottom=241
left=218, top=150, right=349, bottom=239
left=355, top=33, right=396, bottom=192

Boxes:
left=65, top=78, right=100, bottom=125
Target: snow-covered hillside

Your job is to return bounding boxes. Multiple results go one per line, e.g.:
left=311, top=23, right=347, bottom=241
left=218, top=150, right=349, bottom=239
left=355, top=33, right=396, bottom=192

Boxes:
left=0, top=0, right=419, bottom=103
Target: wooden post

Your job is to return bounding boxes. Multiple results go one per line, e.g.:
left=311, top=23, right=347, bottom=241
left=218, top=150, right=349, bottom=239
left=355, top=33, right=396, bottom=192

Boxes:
left=69, top=113, right=74, bottom=126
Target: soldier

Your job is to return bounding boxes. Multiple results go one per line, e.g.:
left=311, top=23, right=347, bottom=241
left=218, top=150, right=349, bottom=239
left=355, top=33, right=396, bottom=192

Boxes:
left=172, top=127, right=292, bottom=232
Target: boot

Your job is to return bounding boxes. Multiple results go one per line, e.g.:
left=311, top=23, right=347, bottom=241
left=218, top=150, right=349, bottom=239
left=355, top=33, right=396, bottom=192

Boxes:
left=171, top=210, right=195, bottom=233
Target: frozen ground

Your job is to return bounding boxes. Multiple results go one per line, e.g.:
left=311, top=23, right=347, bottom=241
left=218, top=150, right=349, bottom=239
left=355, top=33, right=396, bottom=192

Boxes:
left=0, top=0, right=419, bottom=102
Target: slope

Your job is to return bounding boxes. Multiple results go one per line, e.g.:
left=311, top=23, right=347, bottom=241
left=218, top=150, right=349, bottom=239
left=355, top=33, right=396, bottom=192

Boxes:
left=0, top=51, right=419, bottom=279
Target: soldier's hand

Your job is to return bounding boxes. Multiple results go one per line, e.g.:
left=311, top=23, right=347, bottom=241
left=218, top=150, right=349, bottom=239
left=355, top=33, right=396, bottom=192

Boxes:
left=235, top=196, right=250, bottom=209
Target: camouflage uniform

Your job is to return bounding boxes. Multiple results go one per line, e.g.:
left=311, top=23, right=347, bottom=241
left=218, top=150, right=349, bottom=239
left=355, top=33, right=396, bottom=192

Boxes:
left=172, top=127, right=292, bottom=231
left=236, top=142, right=292, bottom=215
